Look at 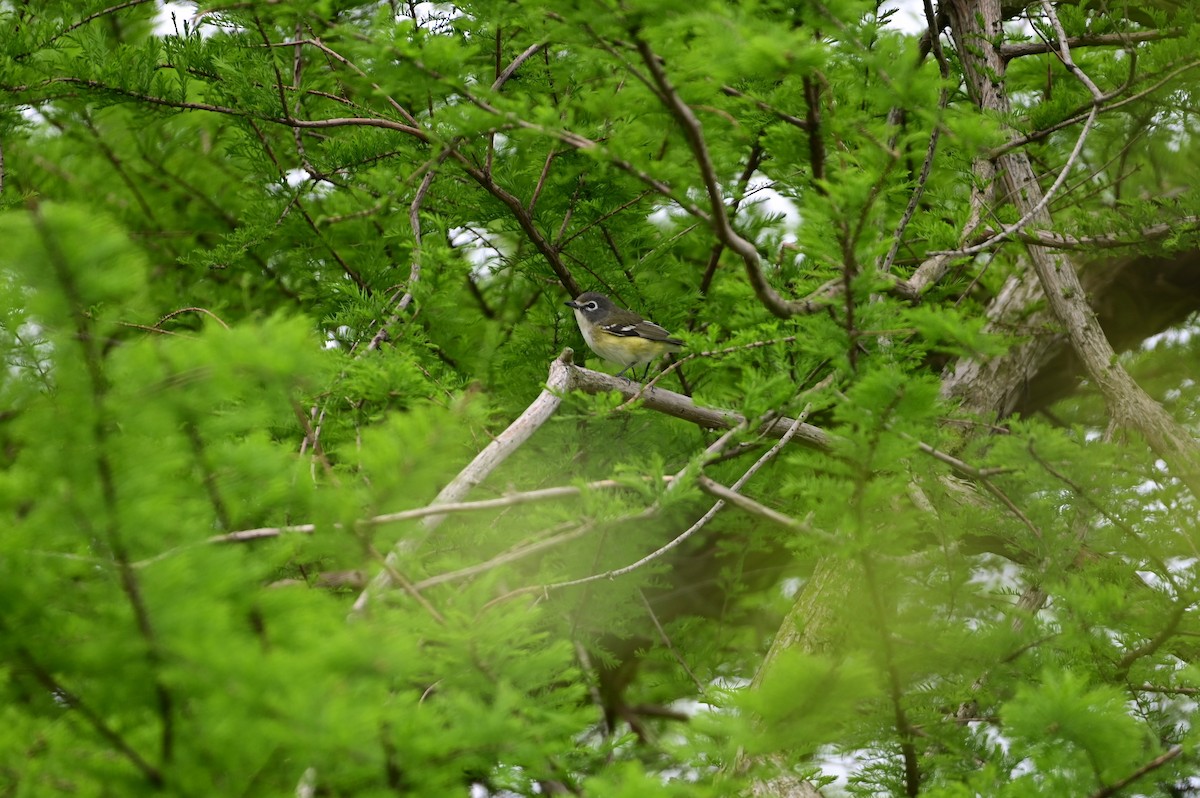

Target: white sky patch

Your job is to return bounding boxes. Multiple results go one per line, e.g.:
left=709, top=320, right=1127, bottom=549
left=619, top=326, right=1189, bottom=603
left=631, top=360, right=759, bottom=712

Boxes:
left=1142, top=324, right=1198, bottom=350
left=967, top=558, right=1022, bottom=591
left=451, top=225, right=508, bottom=275
left=152, top=2, right=222, bottom=39
left=271, top=168, right=335, bottom=199
left=741, top=174, right=803, bottom=245
left=399, top=2, right=464, bottom=33
left=877, top=0, right=930, bottom=35
left=811, top=745, right=877, bottom=794
left=325, top=327, right=353, bottom=350
left=18, top=105, right=52, bottom=130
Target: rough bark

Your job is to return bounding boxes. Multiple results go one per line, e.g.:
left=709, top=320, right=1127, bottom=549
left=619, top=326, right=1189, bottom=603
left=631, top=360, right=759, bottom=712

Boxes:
left=942, top=0, right=1200, bottom=494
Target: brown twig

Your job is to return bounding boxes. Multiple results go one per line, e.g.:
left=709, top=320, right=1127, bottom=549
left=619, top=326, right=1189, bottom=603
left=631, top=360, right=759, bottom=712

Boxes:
left=1087, top=745, right=1183, bottom=798
left=640, top=590, right=706, bottom=692
left=632, top=34, right=801, bottom=319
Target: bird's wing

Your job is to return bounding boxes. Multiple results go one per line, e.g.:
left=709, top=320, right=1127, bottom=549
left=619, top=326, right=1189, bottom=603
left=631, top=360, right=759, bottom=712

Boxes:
left=601, top=320, right=683, bottom=346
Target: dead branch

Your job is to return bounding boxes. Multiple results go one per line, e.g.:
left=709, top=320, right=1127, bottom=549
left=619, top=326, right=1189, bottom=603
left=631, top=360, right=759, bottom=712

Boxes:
left=944, top=0, right=1200, bottom=496
left=352, top=348, right=577, bottom=612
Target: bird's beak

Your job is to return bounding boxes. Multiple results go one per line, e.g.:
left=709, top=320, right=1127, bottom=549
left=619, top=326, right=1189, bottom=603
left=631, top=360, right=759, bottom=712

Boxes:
left=565, top=300, right=581, bottom=309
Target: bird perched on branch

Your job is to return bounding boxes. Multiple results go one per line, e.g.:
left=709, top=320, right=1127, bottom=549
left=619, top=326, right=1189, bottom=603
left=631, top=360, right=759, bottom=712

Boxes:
left=565, top=292, right=683, bottom=381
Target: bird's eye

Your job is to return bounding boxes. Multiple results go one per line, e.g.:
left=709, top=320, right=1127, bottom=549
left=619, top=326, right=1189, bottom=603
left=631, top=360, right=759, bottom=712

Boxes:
left=585, top=301, right=598, bottom=311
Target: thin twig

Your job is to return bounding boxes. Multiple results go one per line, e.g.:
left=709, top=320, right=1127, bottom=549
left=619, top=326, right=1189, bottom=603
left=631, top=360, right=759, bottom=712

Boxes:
left=640, top=590, right=705, bottom=692
left=696, top=475, right=831, bottom=541
left=929, top=102, right=1099, bottom=260
left=994, top=57, right=1200, bottom=157
left=210, top=479, right=664, bottom=543
left=492, top=410, right=813, bottom=602
left=633, top=34, right=799, bottom=319
left=412, top=521, right=595, bottom=591
left=492, top=42, right=546, bottom=90
left=1087, top=745, right=1183, bottom=798
left=156, top=306, right=231, bottom=330
left=352, top=349, right=578, bottom=612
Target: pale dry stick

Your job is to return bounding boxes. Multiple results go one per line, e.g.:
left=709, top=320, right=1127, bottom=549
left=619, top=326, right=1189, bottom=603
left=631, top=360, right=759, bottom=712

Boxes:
left=296, top=767, right=317, bottom=798
left=492, top=42, right=546, bottom=90
left=928, top=102, right=1099, bottom=260
left=366, top=163, right=441, bottom=352
left=303, top=164, right=439, bottom=465
left=696, top=475, right=831, bottom=542
left=905, top=159, right=995, bottom=296
left=1000, top=28, right=1179, bottom=59
left=366, top=539, right=447, bottom=624
left=207, top=478, right=668, bottom=543
left=411, top=521, right=595, bottom=591
left=351, top=349, right=577, bottom=613
left=478, top=419, right=757, bottom=610
left=489, top=410, right=814, bottom=604
left=1015, top=217, right=1200, bottom=250
left=1038, top=0, right=1105, bottom=100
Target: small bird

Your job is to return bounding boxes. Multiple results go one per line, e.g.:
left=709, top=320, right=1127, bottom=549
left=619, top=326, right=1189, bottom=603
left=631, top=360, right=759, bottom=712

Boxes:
left=565, top=291, right=683, bottom=381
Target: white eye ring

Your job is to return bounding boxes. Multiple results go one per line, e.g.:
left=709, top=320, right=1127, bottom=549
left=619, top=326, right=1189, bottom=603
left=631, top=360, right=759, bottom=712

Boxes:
left=585, top=301, right=598, bottom=311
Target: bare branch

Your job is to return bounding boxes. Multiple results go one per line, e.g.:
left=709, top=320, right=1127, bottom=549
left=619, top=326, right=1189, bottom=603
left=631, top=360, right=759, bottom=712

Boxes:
left=571, top=364, right=834, bottom=451
left=640, top=590, right=706, bottom=692
left=1001, top=29, right=1180, bottom=60
left=696, top=475, right=831, bottom=541
left=1088, top=745, right=1183, bottom=798
left=366, top=160, right=441, bottom=351
left=412, top=521, right=595, bottom=591
left=719, top=85, right=810, bottom=130
left=492, top=42, right=547, bottom=91
left=492, top=410, right=814, bottom=602
left=1010, top=218, right=1200, bottom=250
left=944, top=0, right=1200, bottom=496
left=633, top=35, right=805, bottom=319
left=352, top=349, right=578, bottom=612
left=210, top=479, right=669, bottom=543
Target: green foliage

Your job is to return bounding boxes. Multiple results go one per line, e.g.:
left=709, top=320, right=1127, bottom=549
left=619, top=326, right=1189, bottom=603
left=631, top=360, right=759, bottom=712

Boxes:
left=2, top=0, right=1200, bottom=794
